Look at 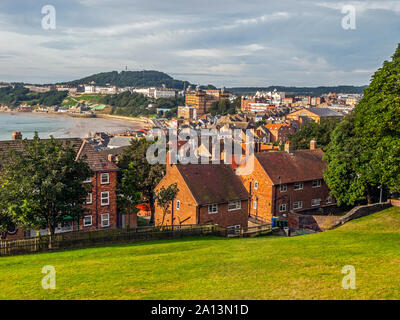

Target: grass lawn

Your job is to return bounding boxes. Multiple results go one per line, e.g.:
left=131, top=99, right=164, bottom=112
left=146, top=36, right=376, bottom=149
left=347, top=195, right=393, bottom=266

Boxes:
left=1, top=207, right=400, bottom=300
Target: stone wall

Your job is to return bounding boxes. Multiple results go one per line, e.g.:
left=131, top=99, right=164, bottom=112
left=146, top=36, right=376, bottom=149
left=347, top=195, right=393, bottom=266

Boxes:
left=288, top=201, right=392, bottom=232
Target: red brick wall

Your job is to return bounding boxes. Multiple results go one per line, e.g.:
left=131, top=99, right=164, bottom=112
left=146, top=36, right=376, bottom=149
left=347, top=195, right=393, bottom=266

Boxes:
left=274, top=180, right=333, bottom=218
left=80, top=171, right=119, bottom=231
left=198, top=200, right=248, bottom=228
left=238, top=157, right=275, bottom=222
left=155, top=165, right=197, bottom=226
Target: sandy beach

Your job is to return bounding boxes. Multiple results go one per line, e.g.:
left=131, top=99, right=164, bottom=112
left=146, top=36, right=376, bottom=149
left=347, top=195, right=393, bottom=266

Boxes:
left=0, top=112, right=149, bottom=140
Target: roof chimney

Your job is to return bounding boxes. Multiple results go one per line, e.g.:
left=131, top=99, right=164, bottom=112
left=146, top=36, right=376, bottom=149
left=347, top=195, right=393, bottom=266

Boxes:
left=107, top=154, right=116, bottom=163
left=310, top=139, right=317, bottom=150
left=12, top=131, right=22, bottom=140
left=284, top=141, right=292, bottom=153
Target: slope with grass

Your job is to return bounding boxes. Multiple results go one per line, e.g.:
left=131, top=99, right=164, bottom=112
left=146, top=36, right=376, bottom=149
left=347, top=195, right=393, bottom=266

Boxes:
left=1, top=207, right=399, bottom=300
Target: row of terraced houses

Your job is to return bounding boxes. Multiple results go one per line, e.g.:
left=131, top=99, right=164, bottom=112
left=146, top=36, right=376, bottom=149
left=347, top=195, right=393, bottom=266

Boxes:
left=1, top=131, right=335, bottom=239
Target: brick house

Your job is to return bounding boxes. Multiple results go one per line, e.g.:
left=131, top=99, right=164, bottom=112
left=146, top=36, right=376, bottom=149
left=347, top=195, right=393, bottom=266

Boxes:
left=0, top=134, right=136, bottom=239
left=237, top=140, right=335, bottom=222
left=155, top=161, right=249, bottom=230
left=264, top=123, right=296, bottom=144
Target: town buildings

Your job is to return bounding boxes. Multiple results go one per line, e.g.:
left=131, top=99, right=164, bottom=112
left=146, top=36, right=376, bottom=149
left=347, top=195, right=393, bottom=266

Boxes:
left=286, top=107, right=344, bottom=125
left=185, top=87, right=230, bottom=115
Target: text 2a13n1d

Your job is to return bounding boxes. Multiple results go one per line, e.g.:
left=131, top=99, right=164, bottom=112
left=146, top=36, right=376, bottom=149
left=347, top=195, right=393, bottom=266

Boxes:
left=194, top=304, right=249, bottom=316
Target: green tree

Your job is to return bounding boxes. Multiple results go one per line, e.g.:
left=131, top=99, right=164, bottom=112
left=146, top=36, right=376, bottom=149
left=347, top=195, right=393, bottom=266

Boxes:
left=0, top=134, right=93, bottom=247
left=118, top=138, right=165, bottom=225
left=288, top=118, right=341, bottom=151
left=324, top=43, right=400, bottom=205
left=117, top=162, right=142, bottom=229
left=155, top=183, right=179, bottom=227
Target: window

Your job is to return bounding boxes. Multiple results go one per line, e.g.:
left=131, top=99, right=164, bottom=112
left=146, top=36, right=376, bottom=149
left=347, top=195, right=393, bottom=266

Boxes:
left=294, top=182, right=304, bottom=190
left=312, top=179, right=322, bottom=188
left=83, top=215, right=92, bottom=227
left=84, top=177, right=92, bottom=183
left=86, top=193, right=92, bottom=205
left=101, top=192, right=110, bottom=206
left=326, top=196, right=333, bottom=204
left=293, top=201, right=303, bottom=210
left=228, top=200, right=241, bottom=211
left=253, top=201, right=257, bottom=210
left=208, top=204, right=218, bottom=214
left=312, top=198, right=321, bottom=207
left=279, top=203, right=287, bottom=212
left=101, top=213, right=110, bottom=227
left=176, top=200, right=181, bottom=210
left=101, top=173, right=110, bottom=185
left=280, top=184, right=287, bottom=192
left=254, top=181, right=259, bottom=190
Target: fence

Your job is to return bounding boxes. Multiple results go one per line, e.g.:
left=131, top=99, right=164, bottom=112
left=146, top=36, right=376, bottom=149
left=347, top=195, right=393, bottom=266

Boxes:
left=0, top=223, right=273, bottom=257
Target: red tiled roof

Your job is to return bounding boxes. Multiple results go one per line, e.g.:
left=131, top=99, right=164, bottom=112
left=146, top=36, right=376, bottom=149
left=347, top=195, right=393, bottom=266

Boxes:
left=177, top=164, right=249, bottom=205
left=0, top=138, right=119, bottom=172
left=255, top=149, right=325, bottom=185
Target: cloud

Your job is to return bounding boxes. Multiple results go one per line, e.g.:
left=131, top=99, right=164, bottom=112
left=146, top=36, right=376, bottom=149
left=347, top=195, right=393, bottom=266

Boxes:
left=0, top=0, right=397, bottom=86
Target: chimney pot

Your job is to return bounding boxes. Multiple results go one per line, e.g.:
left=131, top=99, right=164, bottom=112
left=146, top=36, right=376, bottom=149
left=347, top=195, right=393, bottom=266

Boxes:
left=12, top=131, right=22, bottom=140
left=310, top=139, right=317, bottom=150
left=284, top=141, right=292, bottom=153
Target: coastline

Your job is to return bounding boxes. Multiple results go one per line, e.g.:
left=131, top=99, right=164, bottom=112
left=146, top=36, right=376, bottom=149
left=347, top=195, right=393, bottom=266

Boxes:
left=0, top=111, right=149, bottom=140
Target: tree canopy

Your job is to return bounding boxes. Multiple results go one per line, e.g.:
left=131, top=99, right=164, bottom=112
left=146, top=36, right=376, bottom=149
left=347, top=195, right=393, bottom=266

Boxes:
left=324, top=43, right=400, bottom=205
left=0, top=134, right=93, bottom=244
left=287, top=118, right=341, bottom=151
left=118, top=138, right=165, bottom=224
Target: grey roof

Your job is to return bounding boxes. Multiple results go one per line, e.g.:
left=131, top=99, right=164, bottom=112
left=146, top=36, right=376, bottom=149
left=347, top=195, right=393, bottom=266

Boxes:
left=107, top=136, right=134, bottom=148
left=307, top=108, right=343, bottom=117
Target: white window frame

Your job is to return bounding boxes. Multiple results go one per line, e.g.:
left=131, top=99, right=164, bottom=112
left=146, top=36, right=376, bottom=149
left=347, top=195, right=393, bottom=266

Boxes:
left=293, top=201, right=303, bottom=210
left=228, top=200, right=241, bottom=211
left=326, top=196, right=333, bottom=204
left=294, top=182, right=304, bottom=190
left=176, top=200, right=181, bottom=210
left=86, top=193, right=93, bottom=205
left=101, top=213, right=110, bottom=228
left=101, top=191, right=110, bottom=206
left=312, top=198, right=321, bottom=207
left=208, top=204, right=218, bottom=214
left=279, top=203, right=287, bottom=212
left=280, top=184, right=287, bottom=192
left=253, top=201, right=257, bottom=210
left=101, top=173, right=110, bottom=185
left=83, top=215, right=92, bottom=227
left=312, top=179, right=322, bottom=188
left=83, top=177, right=92, bottom=183
left=254, top=181, right=259, bottom=190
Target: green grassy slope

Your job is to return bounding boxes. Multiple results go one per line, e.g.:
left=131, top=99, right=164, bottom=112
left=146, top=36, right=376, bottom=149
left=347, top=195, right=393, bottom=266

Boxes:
left=1, top=207, right=399, bottom=300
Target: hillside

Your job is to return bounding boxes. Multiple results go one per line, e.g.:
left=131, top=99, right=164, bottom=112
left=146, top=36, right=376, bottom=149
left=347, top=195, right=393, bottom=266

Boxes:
left=228, top=85, right=367, bottom=96
left=1, top=207, right=399, bottom=299
left=59, top=70, right=192, bottom=90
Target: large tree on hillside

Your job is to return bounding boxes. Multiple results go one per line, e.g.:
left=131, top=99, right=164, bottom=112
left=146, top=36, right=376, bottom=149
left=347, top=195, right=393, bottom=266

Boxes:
left=324, top=44, right=400, bottom=204
left=0, top=134, right=93, bottom=247
left=118, top=138, right=165, bottom=225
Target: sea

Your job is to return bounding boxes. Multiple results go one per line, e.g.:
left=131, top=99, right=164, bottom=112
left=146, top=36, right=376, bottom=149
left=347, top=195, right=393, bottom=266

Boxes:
left=0, top=112, right=141, bottom=141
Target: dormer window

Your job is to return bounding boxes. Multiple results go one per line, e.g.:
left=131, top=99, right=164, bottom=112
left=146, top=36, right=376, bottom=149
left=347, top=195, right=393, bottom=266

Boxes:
left=254, top=181, right=259, bottom=190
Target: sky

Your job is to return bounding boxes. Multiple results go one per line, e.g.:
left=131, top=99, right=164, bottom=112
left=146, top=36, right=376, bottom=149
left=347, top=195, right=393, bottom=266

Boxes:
left=0, top=0, right=399, bottom=87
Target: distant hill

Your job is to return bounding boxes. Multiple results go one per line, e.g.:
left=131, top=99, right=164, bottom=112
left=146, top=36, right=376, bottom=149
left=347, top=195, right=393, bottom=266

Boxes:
left=228, top=85, right=367, bottom=96
left=59, top=70, right=193, bottom=90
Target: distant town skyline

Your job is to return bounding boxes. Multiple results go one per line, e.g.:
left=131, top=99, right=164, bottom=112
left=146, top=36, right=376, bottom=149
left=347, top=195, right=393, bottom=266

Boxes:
left=0, top=0, right=399, bottom=87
